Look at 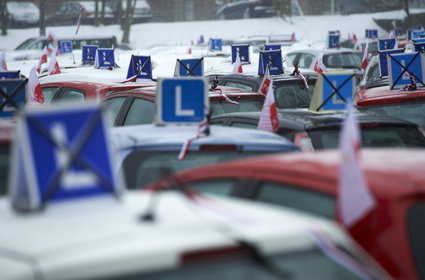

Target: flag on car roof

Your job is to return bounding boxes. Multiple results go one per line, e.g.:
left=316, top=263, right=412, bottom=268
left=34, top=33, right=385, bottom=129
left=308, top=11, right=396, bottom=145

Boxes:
left=232, top=54, right=243, bottom=74
left=47, top=31, right=57, bottom=43
left=337, top=102, right=375, bottom=228
left=48, top=48, right=61, bottom=75
left=257, top=79, right=278, bottom=132
left=36, top=46, right=48, bottom=73
left=314, top=50, right=327, bottom=73
left=258, top=66, right=271, bottom=96
left=361, top=40, right=369, bottom=70
left=28, top=67, right=44, bottom=104
left=0, top=52, right=7, bottom=71
left=291, top=32, right=296, bottom=43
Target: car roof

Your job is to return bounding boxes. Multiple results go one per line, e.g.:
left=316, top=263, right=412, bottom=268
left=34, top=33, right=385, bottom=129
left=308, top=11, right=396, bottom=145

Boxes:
left=110, top=124, right=298, bottom=152
left=170, top=149, right=425, bottom=199
left=286, top=48, right=362, bottom=55
left=213, top=73, right=318, bottom=84
left=358, top=86, right=425, bottom=106
left=0, top=191, right=353, bottom=279
left=212, top=108, right=415, bottom=129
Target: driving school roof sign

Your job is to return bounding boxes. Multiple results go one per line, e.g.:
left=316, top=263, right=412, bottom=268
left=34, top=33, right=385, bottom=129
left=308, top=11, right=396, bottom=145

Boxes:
left=309, top=72, right=355, bottom=113
left=157, top=77, right=208, bottom=124
left=388, top=52, right=425, bottom=89
left=0, top=78, right=27, bottom=117
left=174, top=58, right=204, bottom=77
left=10, top=105, right=121, bottom=211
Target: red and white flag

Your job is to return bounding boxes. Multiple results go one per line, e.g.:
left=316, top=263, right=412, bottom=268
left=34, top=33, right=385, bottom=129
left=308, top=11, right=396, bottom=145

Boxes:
left=294, top=68, right=309, bottom=89
left=257, top=79, right=279, bottom=132
left=47, top=31, right=57, bottom=43
left=36, top=46, right=48, bottom=73
left=361, top=40, right=369, bottom=70
left=337, top=102, right=375, bottom=228
left=290, top=32, right=296, bottom=43
left=258, top=66, right=271, bottom=96
left=75, top=7, right=84, bottom=36
left=28, top=67, right=44, bottom=104
left=0, top=52, right=7, bottom=70
left=48, top=48, right=61, bottom=75
left=352, top=33, right=358, bottom=42
left=314, top=50, right=327, bottom=73
left=232, top=55, right=243, bottom=74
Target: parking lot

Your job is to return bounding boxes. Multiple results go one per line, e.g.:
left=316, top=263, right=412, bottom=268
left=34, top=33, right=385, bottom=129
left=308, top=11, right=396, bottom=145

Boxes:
left=0, top=1, right=425, bottom=279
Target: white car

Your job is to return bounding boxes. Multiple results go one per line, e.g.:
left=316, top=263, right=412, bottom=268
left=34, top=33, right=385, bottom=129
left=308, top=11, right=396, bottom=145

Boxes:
left=0, top=191, right=391, bottom=280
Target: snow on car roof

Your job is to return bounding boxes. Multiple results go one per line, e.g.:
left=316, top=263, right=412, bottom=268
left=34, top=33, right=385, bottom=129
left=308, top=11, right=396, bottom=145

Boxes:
left=110, top=124, right=297, bottom=152
left=0, top=191, right=346, bottom=279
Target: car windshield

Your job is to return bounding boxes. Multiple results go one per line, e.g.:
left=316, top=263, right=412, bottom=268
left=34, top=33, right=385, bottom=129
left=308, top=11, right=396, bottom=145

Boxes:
left=210, top=99, right=264, bottom=115
left=323, top=53, right=362, bottom=69
left=358, top=102, right=425, bottom=129
left=14, top=38, right=37, bottom=50
left=407, top=203, right=425, bottom=280
left=274, top=80, right=315, bottom=108
left=122, top=150, right=274, bottom=189
left=308, top=125, right=425, bottom=150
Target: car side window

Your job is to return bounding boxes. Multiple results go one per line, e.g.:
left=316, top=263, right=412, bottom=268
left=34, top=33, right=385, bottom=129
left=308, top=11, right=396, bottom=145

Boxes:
left=187, top=179, right=239, bottom=196
left=103, top=97, right=127, bottom=125
left=57, top=88, right=85, bottom=104
left=297, top=54, right=315, bottom=68
left=254, top=181, right=335, bottom=219
left=41, top=87, right=60, bottom=104
left=224, top=82, right=253, bottom=91
left=123, top=98, right=155, bottom=126
left=286, top=53, right=297, bottom=64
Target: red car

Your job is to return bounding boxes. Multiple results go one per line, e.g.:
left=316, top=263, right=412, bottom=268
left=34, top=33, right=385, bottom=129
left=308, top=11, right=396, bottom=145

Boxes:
left=40, top=81, right=155, bottom=104
left=356, top=85, right=425, bottom=129
left=103, top=85, right=265, bottom=126
left=149, top=149, right=425, bottom=280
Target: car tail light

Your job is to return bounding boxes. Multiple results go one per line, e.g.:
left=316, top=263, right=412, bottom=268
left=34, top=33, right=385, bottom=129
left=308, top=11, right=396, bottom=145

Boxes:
left=199, top=144, right=237, bottom=151
left=294, top=132, right=314, bottom=152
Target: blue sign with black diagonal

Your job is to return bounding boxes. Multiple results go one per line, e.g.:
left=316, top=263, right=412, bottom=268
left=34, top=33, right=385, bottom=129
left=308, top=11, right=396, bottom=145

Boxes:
left=82, top=45, right=98, bottom=64
left=231, top=44, right=250, bottom=64
left=95, top=48, right=116, bottom=69
left=365, top=29, right=378, bottom=39
left=58, top=41, right=73, bottom=54
left=11, top=105, right=120, bottom=211
left=378, top=39, right=397, bottom=51
left=388, top=52, right=425, bottom=89
left=210, top=38, right=222, bottom=51
left=258, top=50, right=284, bottom=75
left=321, top=73, right=354, bottom=111
left=0, top=71, right=21, bottom=79
left=174, top=58, right=204, bottom=77
left=126, top=55, right=152, bottom=80
left=157, top=78, right=208, bottom=124
left=378, top=48, right=405, bottom=77
left=413, top=31, right=425, bottom=39
left=0, top=79, right=27, bottom=117
left=264, top=44, right=281, bottom=51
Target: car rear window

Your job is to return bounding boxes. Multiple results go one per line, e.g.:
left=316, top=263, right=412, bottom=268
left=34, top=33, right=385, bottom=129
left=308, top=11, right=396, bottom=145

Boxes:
left=122, top=151, right=274, bottom=189
left=274, top=81, right=315, bottom=109
left=323, top=53, right=362, bottom=69
left=359, top=102, right=425, bottom=129
left=308, top=125, right=425, bottom=150
left=210, top=100, right=263, bottom=116
left=407, top=203, right=425, bottom=280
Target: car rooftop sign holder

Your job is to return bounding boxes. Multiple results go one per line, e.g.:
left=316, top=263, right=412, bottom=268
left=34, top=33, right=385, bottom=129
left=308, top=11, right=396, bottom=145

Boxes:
left=95, top=48, right=118, bottom=69
left=126, top=55, right=152, bottom=80
left=231, top=44, right=250, bottom=64
left=388, top=52, right=425, bottom=90
left=82, top=45, right=98, bottom=64
left=378, top=48, right=405, bottom=77
left=309, top=72, right=355, bottom=113
left=10, top=105, right=121, bottom=211
left=0, top=78, right=27, bottom=117
left=258, top=50, right=284, bottom=75
left=378, top=39, right=397, bottom=51
left=157, top=77, right=208, bottom=125
left=174, top=58, right=204, bottom=77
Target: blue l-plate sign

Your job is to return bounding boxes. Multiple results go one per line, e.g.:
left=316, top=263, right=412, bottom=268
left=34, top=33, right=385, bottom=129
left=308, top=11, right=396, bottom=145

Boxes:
left=157, top=78, right=208, bottom=124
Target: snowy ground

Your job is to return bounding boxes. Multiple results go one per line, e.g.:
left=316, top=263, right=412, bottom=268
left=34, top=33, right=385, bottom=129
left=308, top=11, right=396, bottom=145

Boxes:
left=0, top=9, right=422, bottom=79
